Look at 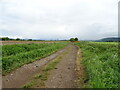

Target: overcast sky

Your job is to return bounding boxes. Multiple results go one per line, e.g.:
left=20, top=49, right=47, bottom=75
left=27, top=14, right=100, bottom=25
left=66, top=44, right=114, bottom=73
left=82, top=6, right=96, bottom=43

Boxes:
left=0, top=0, right=119, bottom=40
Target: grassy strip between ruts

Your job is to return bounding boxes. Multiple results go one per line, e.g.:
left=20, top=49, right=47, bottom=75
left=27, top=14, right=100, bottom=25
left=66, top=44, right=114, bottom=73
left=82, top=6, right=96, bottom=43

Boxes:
left=2, top=42, right=68, bottom=75
left=22, top=47, right=70, bottom=88
left=75, top=41, right=119, bottom=88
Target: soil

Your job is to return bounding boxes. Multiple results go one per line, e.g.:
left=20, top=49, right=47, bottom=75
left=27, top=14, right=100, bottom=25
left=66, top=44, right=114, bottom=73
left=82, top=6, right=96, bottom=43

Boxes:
left=43, top=45, right=78, bottom=88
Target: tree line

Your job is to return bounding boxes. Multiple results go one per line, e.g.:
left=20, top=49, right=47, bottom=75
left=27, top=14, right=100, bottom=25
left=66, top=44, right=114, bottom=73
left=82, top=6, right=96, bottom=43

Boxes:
left=0, top=37, right=33, bottom=41
left=69, top=37, right=78, bottom=42
left=0, top=37, right=79, bottom=41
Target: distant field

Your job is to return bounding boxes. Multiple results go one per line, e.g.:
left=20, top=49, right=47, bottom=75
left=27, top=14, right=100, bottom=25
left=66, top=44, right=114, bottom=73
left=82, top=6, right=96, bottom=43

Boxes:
left=2, top=42, right=68, bottom=75
left=89, top=41, right=119, bottom=44
left=0, top=41, right=67, bottom=45
left=75, top=41, right=119, bottom=88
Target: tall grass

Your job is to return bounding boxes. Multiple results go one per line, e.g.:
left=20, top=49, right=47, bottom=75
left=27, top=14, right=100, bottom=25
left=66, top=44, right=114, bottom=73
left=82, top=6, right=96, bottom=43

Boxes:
left=2, top=42, right=68, bottom=75
left=75, top=42, right=119, bottom=88
left=2, top=43, right=51, bottom=57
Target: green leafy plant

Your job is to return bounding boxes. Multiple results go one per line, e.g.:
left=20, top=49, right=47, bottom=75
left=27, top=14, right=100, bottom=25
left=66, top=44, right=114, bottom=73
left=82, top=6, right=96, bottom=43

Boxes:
left=75, top=42, right=119, bottom=88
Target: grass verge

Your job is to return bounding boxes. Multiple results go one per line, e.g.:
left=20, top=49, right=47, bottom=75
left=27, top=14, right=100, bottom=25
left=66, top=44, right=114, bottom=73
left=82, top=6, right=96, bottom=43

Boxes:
left=75, top=41, right=119, bottom=88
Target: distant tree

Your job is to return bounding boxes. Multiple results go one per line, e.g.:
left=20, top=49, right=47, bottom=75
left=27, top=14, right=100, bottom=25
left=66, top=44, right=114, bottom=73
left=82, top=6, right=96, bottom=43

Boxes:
left=70, top=37, right=78, bottom=42
left=1, top=37, right=10, bottom=41
left=16, top=38, right=21, bottom=41
left=70, top=38, right=75, bottom=41
left=75, top=37, right=78, bottom=41
left=28, top=39, right=32, bottom=41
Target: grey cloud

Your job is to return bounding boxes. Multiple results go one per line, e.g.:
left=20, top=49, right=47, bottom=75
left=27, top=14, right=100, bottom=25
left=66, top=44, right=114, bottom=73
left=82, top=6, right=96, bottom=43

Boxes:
left=0, top=0, right=119, bottom=40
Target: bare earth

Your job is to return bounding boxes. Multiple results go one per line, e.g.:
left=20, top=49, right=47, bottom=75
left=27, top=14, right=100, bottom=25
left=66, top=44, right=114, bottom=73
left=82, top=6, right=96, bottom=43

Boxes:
left=2, top=45, right=69, bottom=88
left=44, top=45, right=78, bottom=88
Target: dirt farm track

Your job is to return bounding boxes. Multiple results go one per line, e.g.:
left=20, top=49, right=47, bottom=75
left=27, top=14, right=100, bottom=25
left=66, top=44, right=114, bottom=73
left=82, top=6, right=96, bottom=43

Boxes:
left=2, top=44, right=85, bottom=88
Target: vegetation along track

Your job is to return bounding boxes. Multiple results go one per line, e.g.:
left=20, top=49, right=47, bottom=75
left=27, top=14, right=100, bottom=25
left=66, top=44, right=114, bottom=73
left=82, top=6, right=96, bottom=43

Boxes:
left=31, top=44, right=79, bottom=88
left=75, top=42, right=119, bottom=88
left=2, top=43, right=68, bottom=75
left=2, top=44, right=70, bottom=88
left=2, top=41, right=119, bottom=88
left=2, top=44, right=86, bottom=88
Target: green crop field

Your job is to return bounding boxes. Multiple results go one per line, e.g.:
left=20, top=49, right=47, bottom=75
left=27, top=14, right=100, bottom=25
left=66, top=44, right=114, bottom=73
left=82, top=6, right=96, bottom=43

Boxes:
left=75, top=41, right=119, bottom=88
left=1, top=41, right=119, bottom=88
left=89, top=42, right=119, bottom=45
left=2, top=42, right=68, bottom=75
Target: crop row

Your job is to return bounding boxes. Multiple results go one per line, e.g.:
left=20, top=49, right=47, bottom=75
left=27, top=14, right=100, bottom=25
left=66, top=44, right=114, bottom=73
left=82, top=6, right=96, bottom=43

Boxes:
left=2, top=43, right=51, bottom=57
left=2, top=42, right=68, bottom=75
